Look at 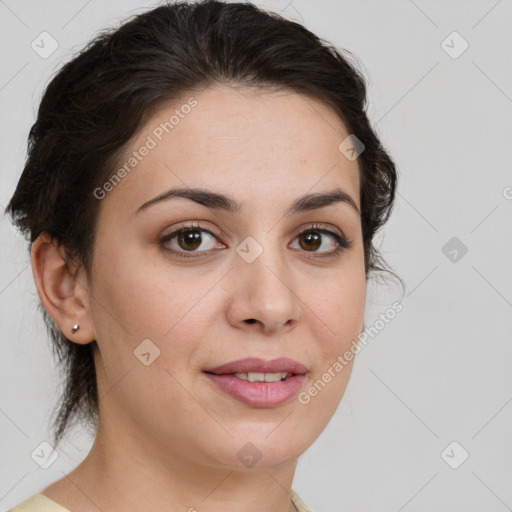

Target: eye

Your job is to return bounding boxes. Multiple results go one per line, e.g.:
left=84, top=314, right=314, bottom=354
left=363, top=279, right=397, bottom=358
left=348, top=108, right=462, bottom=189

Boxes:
left=159, top=222, right=225, bottom=258
left=290, top=224, right=351, bottom=258
left=159, top=222, right=351, bottom=259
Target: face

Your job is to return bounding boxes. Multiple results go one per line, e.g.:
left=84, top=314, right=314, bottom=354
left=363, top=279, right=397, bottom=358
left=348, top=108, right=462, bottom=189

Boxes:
left=85, top=84, right=366, bottom=470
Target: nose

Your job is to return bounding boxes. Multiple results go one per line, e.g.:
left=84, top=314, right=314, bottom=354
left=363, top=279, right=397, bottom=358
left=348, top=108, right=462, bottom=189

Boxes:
left=225, top=241, right=301, bottom=335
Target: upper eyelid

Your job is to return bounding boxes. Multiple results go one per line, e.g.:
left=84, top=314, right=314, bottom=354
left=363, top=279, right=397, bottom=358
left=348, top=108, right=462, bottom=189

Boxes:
left=161, top=221, right=347, bottom=247
left=163, top=221, right=344, bottom=238
left=162, top=223, right=223, bottom=241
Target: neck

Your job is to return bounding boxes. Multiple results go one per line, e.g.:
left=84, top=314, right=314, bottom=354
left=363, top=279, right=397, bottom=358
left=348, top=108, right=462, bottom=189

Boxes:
left=52, top=416, right=299, bottom=512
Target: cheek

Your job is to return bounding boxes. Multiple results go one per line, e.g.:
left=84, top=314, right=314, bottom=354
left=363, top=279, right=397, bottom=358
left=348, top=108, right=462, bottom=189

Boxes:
left=89, top=244, right=224, bottom=385
left=302, top=270, right=366, bottom=408
left=315, top=268, right=366, bottom=347
left=91, top=243, right=193, bottom=338
left=88, top=252, right=210, bottom=420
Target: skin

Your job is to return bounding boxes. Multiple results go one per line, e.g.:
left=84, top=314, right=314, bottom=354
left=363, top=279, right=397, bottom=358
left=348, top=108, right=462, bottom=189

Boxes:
left=31, top=84, right=367, bottom=512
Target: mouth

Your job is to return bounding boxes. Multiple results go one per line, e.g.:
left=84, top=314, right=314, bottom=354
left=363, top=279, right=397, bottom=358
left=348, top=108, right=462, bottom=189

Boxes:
left=203, top=357, right=307, bottom=408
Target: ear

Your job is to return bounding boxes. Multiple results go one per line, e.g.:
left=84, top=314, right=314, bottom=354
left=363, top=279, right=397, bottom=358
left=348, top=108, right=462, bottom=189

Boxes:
left=30, top=232, right=95, bottom=344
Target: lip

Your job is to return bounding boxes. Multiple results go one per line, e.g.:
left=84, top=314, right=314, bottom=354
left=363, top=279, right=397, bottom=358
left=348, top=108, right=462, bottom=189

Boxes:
left=203, top=357, right=308, bottom=408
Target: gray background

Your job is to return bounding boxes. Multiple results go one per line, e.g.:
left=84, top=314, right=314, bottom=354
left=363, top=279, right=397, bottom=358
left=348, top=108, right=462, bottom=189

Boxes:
left=1, top=1, right=511, bottom=511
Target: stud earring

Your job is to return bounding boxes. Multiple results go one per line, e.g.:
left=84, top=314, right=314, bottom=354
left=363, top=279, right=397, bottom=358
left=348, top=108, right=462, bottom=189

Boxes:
left=71, top=324, right=80, bottom=334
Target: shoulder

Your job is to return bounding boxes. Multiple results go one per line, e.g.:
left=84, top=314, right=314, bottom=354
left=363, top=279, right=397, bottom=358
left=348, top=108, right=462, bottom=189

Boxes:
left=290, top=489, right=314, bottom=512
left=13, top=490, right=311, bottom=512
left=9, top=493, right=71, bottom=512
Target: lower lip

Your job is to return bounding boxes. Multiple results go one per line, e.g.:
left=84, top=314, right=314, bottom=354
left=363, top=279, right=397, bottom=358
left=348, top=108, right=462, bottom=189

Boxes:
left=204, top=373, right=306, bottom=408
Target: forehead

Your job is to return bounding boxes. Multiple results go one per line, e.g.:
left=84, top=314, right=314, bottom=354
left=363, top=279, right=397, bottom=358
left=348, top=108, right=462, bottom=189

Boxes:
left=100, top=84, right=361, bottom=216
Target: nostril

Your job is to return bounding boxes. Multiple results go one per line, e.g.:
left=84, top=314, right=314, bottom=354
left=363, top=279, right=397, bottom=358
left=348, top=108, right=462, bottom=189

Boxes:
left=245, top=319, right=257, bottom=324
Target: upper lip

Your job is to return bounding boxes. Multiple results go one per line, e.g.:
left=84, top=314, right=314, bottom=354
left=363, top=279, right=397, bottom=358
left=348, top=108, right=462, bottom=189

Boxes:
left=204, top=357, right=308, bottom=375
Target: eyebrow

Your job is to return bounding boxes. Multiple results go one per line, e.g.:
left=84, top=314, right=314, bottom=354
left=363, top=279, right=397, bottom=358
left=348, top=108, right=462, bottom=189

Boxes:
left=134, top=186, right=360, bottom=217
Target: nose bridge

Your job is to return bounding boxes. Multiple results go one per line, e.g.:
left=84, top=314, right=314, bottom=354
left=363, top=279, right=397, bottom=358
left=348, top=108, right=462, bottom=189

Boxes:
left=229, top=232, right=301, bottom=332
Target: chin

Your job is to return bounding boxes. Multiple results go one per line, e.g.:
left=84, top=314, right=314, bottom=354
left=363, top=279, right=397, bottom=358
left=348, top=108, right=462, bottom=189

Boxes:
left=203, top=426, right=316, bottom=470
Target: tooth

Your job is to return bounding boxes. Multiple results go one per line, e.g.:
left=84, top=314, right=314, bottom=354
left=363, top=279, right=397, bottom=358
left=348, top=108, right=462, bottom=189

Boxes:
left=264, top=373, right=282, bottom=382
left=233, top=372, right=289, bottom=382
left=247, top=372, right=264, bottom=382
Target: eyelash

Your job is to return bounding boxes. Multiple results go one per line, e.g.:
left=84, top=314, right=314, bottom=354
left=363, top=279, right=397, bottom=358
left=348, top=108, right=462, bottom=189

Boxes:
left=159, top=222, right=352, bottom=260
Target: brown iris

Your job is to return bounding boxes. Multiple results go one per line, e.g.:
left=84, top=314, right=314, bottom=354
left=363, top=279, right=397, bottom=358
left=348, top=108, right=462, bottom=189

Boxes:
left=298, top=230, right=321, bottom=251
left=177, top=229, right=202, bottom=251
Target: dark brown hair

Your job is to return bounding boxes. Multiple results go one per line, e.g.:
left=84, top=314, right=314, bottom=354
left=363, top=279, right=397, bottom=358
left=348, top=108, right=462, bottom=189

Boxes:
left=6, top=0, right=400, bottom=448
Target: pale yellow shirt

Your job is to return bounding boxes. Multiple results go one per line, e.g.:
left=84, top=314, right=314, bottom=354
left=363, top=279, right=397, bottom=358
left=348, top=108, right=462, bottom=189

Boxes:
left=9, top=489, right=312, bottom=511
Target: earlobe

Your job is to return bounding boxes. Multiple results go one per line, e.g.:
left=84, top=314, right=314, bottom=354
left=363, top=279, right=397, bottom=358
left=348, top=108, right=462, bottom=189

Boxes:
left=30, top=232, right=94, bottom=344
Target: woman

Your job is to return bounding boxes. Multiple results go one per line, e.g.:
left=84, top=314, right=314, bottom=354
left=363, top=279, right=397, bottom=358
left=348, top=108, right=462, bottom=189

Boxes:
left=7, top=1, right=399, bottom=510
